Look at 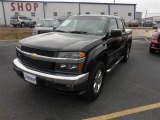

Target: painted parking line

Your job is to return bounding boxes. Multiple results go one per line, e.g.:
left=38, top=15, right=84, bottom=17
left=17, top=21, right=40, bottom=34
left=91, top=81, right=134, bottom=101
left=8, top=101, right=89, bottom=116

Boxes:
left=0, top=43, right=16, bottom=47
left=84, top=102, right=160, bottom=120
left=144, top=38, right=151, bottom=43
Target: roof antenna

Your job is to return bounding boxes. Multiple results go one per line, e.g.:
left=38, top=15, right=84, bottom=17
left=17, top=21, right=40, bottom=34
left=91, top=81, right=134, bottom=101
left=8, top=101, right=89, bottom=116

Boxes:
left=114, top=0, right=115, bottom=3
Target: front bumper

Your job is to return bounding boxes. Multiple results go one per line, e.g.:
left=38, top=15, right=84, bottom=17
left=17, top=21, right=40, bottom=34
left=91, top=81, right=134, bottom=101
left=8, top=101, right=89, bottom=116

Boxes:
left=13, top=58, right=89, bottom=92
left=150, top=40, right=160, bottom=50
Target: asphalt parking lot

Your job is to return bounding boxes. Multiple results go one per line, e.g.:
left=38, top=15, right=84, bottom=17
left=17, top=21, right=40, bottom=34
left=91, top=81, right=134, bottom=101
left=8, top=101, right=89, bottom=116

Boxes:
left=0, top=39, right=160, bottom=120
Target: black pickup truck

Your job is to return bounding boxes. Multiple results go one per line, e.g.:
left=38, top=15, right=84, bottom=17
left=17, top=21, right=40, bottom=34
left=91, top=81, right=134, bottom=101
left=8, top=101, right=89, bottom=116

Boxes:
left=13, top=15, right=132, bottom=101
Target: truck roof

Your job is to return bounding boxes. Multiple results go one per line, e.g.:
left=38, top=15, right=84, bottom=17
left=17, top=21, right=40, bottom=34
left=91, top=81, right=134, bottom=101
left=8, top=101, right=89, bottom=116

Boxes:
left=74, top=14, right=122, bottom=19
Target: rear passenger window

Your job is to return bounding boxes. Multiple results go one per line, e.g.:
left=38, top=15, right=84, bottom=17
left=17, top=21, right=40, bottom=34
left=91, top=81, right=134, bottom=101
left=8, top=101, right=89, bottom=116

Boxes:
left=117, top=19, right=124, bottom=32
left=109, top=19, right=118, bottom=33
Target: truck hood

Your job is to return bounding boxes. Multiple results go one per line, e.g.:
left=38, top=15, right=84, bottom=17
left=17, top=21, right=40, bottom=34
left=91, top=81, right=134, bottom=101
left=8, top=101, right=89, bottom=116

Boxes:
left=20, top=32, right=103, bottom=52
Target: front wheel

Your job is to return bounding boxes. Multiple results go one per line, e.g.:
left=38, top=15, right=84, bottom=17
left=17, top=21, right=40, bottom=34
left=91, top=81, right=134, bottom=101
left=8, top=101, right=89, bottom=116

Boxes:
left=83, top=61, right=105, bottom=101
left=122, top=43, right=131, bottom=63
left=150, top=48, right=155, bottom=54
left=21, top=22, right=25, bottom=27
left=13, top=25, right=17, bottom=28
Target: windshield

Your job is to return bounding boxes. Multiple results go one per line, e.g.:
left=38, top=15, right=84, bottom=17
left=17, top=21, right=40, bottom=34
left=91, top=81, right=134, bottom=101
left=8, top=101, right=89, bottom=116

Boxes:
left=36, top=20, right=59, bottom=27
left=56, top=17, right=107, bottom=35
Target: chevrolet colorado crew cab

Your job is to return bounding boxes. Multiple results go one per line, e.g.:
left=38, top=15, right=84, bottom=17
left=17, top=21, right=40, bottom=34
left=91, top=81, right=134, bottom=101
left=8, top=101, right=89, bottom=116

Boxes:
left=13, top=15, right=132, bottom=101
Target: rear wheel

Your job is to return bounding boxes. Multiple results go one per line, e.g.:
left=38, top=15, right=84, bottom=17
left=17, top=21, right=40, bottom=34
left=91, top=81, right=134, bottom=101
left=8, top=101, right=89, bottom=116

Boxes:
left=122, top=43, right=131, bottom=63
left=83, top=61, right=105, bottom=101
left=33, top=22, right=36, bottom=27
left=13, top=25, right=17, bottom=28
left=21, top=22, right=25, bottom=27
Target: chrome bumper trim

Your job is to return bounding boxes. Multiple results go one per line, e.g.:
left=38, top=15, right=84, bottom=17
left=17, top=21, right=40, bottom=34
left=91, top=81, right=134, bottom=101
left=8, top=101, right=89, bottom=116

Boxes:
left=13, top=58, right=89, bottom=85
left=16, top=47, right=85, bottom=63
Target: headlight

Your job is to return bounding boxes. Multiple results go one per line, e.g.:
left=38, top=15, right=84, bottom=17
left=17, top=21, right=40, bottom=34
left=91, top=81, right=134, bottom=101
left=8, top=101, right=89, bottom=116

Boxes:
left=55, top=52, right=86, bottom=74
left=16, top=42, right=22, bottom=49
left=58, top=52, right=85, bottom=59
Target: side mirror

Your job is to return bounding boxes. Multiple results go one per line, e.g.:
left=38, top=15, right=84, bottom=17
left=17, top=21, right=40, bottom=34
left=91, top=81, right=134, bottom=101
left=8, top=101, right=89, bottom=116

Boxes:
left=111, top=29, right=122, bottom=38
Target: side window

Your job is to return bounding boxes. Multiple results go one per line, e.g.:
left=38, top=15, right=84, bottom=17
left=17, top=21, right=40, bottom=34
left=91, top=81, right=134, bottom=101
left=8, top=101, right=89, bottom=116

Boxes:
left=15, top=12, right=19, bottom=16
left=31, top=12, right=35, bottom=17
left=128, top=13, right=132, bottom=16
left=85, top=12, right=90, bottom=14
left=53, top=12, right=57, bottom=16
left=101, top=12, right=105, bottom=15
left=19, top=16, right=23, bottom=19
left=67, top=12, right=71, bottom=17
left=109, top=19, right=118, bottom=33
left=117, top=19, right=125, bottom=32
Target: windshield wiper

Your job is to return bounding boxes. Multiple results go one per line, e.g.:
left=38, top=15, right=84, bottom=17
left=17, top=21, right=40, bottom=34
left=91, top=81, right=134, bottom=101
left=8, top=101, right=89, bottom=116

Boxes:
left=68, top=31, right=88, bottom=34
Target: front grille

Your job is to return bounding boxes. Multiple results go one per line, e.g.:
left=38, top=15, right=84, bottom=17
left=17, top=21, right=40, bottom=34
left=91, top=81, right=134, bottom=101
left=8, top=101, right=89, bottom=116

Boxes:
left=21, top=54, right=56, bottom=73
left=21, top=46, right=58, bottom=57
left=17, top=47, right=57, bottom=73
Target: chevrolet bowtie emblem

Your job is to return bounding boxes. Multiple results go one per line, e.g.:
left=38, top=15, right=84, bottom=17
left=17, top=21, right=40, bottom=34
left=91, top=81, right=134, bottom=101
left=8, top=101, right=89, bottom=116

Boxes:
left=30, top=53, right=37, bottom=59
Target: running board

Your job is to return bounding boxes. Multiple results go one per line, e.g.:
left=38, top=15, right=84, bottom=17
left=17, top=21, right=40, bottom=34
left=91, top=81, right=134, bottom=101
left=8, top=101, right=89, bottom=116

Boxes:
left=106, top=56, right=124, bottom=73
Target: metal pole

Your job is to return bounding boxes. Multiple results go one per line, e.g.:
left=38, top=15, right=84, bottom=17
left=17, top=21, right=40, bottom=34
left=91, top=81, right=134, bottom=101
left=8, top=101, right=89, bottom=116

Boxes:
left=78, top=3, right=81, bottom=15
left=43, top=1, right=46, bottom=19
left=144, top=10, right=147, bottom=27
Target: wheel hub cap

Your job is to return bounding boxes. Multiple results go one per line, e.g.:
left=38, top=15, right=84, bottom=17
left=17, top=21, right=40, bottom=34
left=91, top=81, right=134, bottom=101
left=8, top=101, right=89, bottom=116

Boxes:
left=93, top=70, right=103, bottom=94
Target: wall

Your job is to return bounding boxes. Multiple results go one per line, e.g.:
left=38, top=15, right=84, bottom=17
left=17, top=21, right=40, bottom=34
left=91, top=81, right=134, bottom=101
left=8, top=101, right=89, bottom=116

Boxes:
left=0, top=1, right=136, bottom=26
left=3, top=1, right=44, bottom=25
left=0, top=1, right=5, bottom=26
left=110, top=5, right=135, bottom=22
left=80, top=3, right=109, bottom=15
left=44, top=2, right=79, bottom=19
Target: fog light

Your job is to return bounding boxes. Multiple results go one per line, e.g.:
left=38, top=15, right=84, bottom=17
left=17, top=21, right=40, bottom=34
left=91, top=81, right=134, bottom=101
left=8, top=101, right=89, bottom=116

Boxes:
left=68, top=64, right=77, bottom=70
left=60, top=64, right=67, bottom=68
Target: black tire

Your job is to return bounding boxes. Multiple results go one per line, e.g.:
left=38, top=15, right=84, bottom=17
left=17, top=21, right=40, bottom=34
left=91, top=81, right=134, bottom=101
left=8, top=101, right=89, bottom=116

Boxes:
left=21, top=22, right=25, bottom=27
left=83, top=61, right=105, bottom=101
left=33, top=22, right=36, bottom=27
left=122, top=43, right=131, bottom=63
left=150, top=48, right=155, bottom=54
left=13, top=25, right=17, bottom=28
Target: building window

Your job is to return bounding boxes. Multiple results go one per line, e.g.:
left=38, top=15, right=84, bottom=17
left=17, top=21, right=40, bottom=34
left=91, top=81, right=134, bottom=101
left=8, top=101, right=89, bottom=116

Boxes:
left=128, top=13, right=132, bottom=16
left=53, top=12, right=57, bottom=16
left=15, top=12, right=19, bottom=16
left=31, top=12, right=35, bottom=17
left=114, top=12, right=118, bottom=16
left=85, top=12, right=90, bottom=14
left=67, top=12, right=72, bottom=17
left=101, top=12, right=105, bottom=15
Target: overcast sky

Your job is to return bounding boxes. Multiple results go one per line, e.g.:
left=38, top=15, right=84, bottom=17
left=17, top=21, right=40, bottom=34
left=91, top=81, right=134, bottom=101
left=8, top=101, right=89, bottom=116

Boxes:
left=42, top=0, right=160, bottom=17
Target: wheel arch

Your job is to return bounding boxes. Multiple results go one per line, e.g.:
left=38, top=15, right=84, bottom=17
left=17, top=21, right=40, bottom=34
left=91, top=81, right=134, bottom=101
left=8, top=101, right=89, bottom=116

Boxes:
left=84, top=45, right=108, bottom=73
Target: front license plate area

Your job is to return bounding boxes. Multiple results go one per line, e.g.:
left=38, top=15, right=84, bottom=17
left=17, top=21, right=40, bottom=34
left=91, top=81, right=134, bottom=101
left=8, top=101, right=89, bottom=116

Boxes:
left=23, top=72, right=37, bottom=84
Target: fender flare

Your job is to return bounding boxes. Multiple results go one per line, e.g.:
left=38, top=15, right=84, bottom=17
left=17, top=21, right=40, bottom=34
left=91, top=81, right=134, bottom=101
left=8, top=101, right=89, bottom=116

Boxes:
left=84, top=43, right=108, bottom=73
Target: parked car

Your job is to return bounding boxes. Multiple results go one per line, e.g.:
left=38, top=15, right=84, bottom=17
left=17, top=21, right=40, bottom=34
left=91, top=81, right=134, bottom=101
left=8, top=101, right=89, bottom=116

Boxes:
left=143, top=21, right=153, bottom=27
left=57, top=16, right=68, bottom=24
left=128, top=20, right=139, bottom=27
left=10, top=15, right=36, bottom=28
left=32, top=19, right=60, bottom=35
left=150, top=29, right=160, bottom=53
left=153, top=22, right=160, bottom=29
left=13, top=15, right=132, bottom=101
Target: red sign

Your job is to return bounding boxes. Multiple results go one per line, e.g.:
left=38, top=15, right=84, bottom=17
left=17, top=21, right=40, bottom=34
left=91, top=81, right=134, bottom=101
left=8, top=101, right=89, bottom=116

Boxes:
left=11, top=2, right=39, bottom=12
